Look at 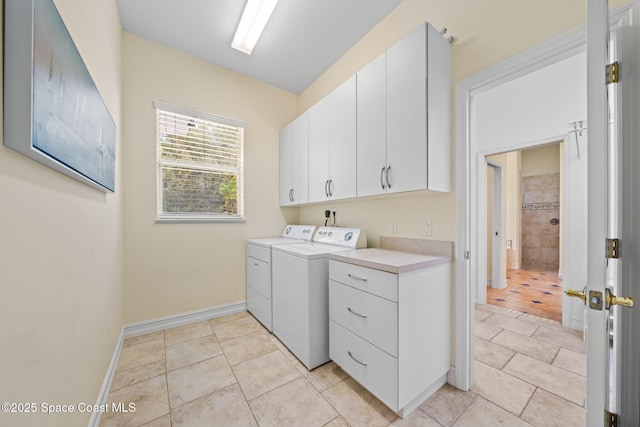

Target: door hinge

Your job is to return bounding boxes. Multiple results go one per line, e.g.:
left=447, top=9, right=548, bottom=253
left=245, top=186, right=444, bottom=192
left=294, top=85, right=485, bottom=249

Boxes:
left=607, top=61, right=620, bottom=84
left=464, top=250, right=470, bottom=260
left=606, top=238, right=620, bottom=259
left=606, top=410, right=618, bottom=427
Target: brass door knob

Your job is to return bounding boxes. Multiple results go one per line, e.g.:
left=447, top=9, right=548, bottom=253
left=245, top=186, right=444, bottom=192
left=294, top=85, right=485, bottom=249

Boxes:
left=606, top=289, right=634, bottom=308
left=565, top=288, right=587, bottom=305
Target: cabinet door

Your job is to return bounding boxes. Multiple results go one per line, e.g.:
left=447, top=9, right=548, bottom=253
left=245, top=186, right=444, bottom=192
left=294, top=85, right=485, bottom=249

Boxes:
left=328, top=75, right=357, bottom=200
left=357, top=53, right=388, bottom=197
left=279, top=123, right=293, bottom=206
left=308, top=96, right=331, bottom=202
left=291, top=112, right=309, bottom=204
left=387, top=23, right=428, bottom=193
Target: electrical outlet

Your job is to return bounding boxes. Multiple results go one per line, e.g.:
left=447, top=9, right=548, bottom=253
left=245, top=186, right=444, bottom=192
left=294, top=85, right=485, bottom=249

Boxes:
left=422, top=220, right=432, bottom=236
left=390, top=220, right=398, bottom=234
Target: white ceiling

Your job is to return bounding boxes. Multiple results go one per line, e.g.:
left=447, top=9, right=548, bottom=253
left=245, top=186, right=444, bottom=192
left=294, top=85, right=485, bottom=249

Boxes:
left=116, top=0, right=404, bottom=94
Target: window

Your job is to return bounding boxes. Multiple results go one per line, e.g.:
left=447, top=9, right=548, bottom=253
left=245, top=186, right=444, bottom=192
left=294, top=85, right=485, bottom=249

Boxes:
left=155, top=101, right=244, bottom=221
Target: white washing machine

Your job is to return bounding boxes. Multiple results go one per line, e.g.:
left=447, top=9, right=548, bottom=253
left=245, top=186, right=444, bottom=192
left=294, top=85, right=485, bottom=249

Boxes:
left=272, top=226, right=366, bottom=369
left=246, top=225, right=316, bottom=331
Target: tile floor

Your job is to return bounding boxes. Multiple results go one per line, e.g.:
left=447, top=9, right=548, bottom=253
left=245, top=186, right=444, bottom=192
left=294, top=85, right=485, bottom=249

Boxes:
left=487, top=269, right=562, bottom=322
left=100, top=306, right=586, bottom=426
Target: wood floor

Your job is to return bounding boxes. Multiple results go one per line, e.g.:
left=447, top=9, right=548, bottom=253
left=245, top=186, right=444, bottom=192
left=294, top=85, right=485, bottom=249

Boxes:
left=486, top=269, right=562, bottom=322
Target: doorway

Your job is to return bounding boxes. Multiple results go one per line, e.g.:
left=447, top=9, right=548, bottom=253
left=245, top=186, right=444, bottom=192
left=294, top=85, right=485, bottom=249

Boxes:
left=485, top=144, right=564, bottom=322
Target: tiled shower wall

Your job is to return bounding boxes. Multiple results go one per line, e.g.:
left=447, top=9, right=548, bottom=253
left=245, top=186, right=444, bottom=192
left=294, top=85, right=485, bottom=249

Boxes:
left=522, top=173, right=560, bottom=271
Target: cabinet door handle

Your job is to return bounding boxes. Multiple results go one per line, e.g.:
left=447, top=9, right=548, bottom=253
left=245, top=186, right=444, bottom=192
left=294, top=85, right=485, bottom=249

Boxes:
left=289, top=189, right=293, bottom=202
left=348, top=351, right=368, bottom=366
left=329, top=179, right=334, bottom=197
left=325, top=180, right=329, bottom=197
left=386, top=164, right=392, bottom=189
left=347, top=273, right=368, bottom=282
left=347, top=307, right=367, bottom=318
left=291, top=188, right=295, bottom=202
left=254, top=263, right=260, bottom=267
left=380, top=166, right=386, bottom=190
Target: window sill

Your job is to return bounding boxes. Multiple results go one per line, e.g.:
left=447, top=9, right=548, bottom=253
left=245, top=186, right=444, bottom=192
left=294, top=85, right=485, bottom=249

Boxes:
left=155, top=217, right=246, bottom=224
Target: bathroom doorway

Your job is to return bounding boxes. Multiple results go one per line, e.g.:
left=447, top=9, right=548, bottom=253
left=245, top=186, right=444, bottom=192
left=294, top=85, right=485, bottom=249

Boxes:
left=485, top=143, right=564, bottom=322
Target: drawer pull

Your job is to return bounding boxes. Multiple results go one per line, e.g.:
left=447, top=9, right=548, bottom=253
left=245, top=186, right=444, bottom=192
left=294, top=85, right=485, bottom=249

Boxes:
left=347, top=273, right=368, bottom=282
left=348, top=351, right=368, bottom=366
left=254, top=263, right=260, bottom=267
left=347, top=307, right=368, bottom=318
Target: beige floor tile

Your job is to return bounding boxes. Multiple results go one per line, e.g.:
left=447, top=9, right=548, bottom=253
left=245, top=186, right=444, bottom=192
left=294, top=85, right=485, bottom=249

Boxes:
left=503, top=353, right=586, bottom=406
left=270, top=334, right=298, bottom=360
left=111, top=360, right=166, bottom=392
left=474, top=321, right=503, bottom=341
left=166, top=334, right=222, bottom=371
left=123, top=331, right=165, bottom=348
left=233, top=350, right=301, bottom=400
left=323, top=416, right=350, bottom=427
left=390, top=408, right=441, bottom=426
left=476, top=303, right=521, bottom=318
left=294, top=360, right=348, bottom=392
left=140, top=414, right=171, bottom=427
left=167, top=355, right=236, bottom=408
left=482, top=313, right=540, bottom=337
left=490, top=329, right=559, bottom=363
left=171, top=384, right=257, bottom=427
left=164, top=321, right=214, bottom=346
left=249, top=377, right=337, bottom=427
left=521, top=389, right=585, bottom=427
left=208, top=310, right=251, bottom=327
left=100, top=375, right=169, bottom=427
left=116, top=339, right=165, bottom=372
left=474, top=337, right=515, bottom=369
left=471, top=361, right=535, bottom=416
left=220, top=331, right=277, bottom=365
left=474, top=308, right=493, bottom=321
left=451, top=397, right=533, bottom=427
left=322, top=377, right=398, bottom=427
left=552, top=348, right=586, bottom=377
left=419, top=383, right=476, bottom=426
left=516, top=312, right=564, bottom=330
left=532, top=325, right=585, bottom=354
left=212, top=315, right=266, bottom=342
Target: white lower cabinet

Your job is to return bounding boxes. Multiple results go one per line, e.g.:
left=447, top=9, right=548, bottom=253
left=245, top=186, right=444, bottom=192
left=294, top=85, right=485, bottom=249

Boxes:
left=329, top=258, right=451, bottom=415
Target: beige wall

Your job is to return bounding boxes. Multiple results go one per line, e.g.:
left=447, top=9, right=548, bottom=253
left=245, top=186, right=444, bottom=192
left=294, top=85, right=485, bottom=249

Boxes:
left=522, top=143, right=561, bottom=177
left=0, top=0, right=123, bottom=425
left=121, top=33, right=299, bottom=323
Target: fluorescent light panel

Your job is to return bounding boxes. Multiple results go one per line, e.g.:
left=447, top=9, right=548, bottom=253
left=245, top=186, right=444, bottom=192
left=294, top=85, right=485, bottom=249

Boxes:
left=232, top=0, right=279, bottom=55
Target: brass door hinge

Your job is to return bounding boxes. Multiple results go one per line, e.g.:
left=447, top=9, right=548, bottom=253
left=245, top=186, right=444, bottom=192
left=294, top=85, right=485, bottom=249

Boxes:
left=607, top=410, right=618, bottom=427
left=606, top=238, right=620, bottom=259
left=607, top=61, right=620, bottom=84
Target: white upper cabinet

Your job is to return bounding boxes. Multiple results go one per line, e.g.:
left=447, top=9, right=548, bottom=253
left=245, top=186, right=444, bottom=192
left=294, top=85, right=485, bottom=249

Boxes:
left=356, top=52, right=388, bottom=197
left=280, top=22, right=450, bottom=205
left=308, top=75, right=357, bottom=202
left=279, top=111, right=309, bottom=206
left=386, top=22, right=451, bottom=193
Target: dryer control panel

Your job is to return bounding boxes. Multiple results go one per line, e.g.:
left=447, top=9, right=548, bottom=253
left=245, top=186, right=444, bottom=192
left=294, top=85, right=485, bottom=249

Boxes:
left=312, top=227, right=367, bottom=248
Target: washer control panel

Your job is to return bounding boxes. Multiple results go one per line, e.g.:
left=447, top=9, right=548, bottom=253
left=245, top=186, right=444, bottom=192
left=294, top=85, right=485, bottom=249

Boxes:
left=312, top=227, right=366, bottom=248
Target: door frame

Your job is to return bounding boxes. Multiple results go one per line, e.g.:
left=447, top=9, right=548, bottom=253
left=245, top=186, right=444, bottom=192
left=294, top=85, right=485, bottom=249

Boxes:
left=487, top=159, right=505, bottom=294
left=453, top=4, right=633, bottom=392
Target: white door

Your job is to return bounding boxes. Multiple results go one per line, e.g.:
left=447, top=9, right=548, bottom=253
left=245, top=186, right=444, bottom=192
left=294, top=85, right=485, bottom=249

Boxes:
left=577, top=1, right=638, bottom=425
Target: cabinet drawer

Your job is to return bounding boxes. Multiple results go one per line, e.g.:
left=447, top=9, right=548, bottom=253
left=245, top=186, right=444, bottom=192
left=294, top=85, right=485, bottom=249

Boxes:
left=330, top=321, right=398, bottom=410
left=247, top=256, right=270, bottom=299
left=247, top=243, right=271, bottom=262
left=329, top=281, right=397, bottom=356
left=329, top=260, right=398, bottom=302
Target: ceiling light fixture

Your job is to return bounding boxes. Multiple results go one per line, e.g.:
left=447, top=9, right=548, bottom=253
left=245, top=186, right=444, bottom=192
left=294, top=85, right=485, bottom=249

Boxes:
left=231, top=0, right=279, bottom=55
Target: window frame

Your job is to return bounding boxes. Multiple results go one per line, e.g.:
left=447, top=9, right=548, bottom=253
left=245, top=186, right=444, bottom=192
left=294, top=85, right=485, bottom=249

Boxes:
left=154, top=101, right=245, bottom=223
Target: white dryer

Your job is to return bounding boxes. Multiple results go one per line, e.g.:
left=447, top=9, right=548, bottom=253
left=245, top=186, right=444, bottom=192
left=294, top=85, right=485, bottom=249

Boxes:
left=272, top=226, right=366, bottom=369
left=246, top=225, right=316, bottom=331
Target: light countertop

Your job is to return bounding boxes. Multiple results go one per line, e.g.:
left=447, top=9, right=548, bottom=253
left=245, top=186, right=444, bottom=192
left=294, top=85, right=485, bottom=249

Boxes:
left=329, top=248, right=451, bottom=274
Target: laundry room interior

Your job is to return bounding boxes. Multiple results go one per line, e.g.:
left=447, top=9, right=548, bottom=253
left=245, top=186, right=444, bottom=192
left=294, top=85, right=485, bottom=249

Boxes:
left=1, top=0, right=638, bottom=426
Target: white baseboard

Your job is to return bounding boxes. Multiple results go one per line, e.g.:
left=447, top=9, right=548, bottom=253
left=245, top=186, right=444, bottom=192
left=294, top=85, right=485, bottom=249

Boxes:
left=89, top=301, right=246, bottom=427
left=124, top=301, right=247, bottom=338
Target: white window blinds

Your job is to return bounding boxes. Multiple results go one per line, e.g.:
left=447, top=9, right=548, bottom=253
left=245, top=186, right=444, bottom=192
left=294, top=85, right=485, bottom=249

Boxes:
left=155, top=101, right=245, bottom=221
